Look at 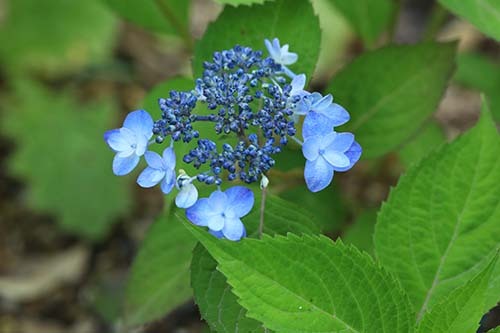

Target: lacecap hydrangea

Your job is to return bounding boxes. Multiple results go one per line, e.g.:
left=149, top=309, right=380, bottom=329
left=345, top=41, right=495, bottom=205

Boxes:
left=104, top=38, right=361, bottom=241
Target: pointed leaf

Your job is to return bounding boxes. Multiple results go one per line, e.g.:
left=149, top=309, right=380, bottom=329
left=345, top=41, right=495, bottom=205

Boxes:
left=417, top=255, right=498, bottom=333
left=188, top=226, right=414, bottom=333
left=190, top=194, right=320, bottom=332
left=326, top=42, right=456, bottom=158
left=374, top=101, right=500, bottom=320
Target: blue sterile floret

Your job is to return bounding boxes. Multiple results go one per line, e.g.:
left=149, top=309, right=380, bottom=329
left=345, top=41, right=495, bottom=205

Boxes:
left=104, top=110, right=153, bottom=176
left=137, top=147, right=176, bottom=194
left=186, top=186, right=254, bottom=241
left=104, top=38, right=362, bottom=241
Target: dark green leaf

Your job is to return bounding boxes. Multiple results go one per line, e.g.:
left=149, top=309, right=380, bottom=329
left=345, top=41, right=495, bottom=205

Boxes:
left=124, top=208, right=198, bottom=326
left=193, top=0, right=321, bottom=80
left=326, top=42, right=456, bottom=158
left=1, top=80, right=130, bottom=239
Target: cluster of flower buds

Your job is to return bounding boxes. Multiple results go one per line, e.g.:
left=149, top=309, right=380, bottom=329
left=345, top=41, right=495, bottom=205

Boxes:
left=104, top=38, right=361, bottom=241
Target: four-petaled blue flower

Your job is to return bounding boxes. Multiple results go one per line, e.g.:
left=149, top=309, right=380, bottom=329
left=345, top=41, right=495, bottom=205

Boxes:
left=137, top=147, right=176, bottom=194
left=186, top=186, right=254, bottom=241
left=104, top=110, right=153, bottom=176
left=265, top=38, right=298, bottom=65
left=302, top=111, right=361, bottom=192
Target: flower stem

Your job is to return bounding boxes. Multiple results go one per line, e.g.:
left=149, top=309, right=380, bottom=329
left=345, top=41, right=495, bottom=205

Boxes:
left=258, top=186, right=267, bottom=238
left=194, top=115, right=214, bottom=121
left=290, top=136, right=303, bottom=146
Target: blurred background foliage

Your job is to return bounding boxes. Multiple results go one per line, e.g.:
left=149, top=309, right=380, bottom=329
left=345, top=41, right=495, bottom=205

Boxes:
left=0, top=0, right=498, bottom=332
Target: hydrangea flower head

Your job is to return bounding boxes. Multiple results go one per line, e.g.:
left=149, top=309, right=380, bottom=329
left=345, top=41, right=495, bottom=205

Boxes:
left=104, top=110, right=153, bottom=176
left=104, top=39, right=361, bottom=241
left=186, top=186, right=254, bottom=241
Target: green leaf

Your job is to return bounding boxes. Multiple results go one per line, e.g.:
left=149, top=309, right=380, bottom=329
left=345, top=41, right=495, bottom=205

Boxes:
left=188, top=224, right=414, bottom=333
left=279, top=184, right=347, bottom=232
left=454, top=53, right=500, bottom=121
left=374, top=100, right=500, bottom=320
left=438, top=0, right=500, bottom=41
left=0, top=0, right=117, bottom=74
left=190, top=194, right=320, bottom=333
left=191, top=245, right=267, bottom=333
left=327, top=0, right=396, bottom=46
left=398, top=121, right=445, bottom=168
left=124, top=208, right=198, bottom=326
left=326, top=42, right=456, bottom=159
left=342, top=210, right=377, bottom=255
left=193, top=0, right=321, bottom=80
left=102, top=0, right=190, bottom=36
left=417, top=255, right=498, bottom=333
left=215, top=0, right=268, bottom=5
left=1, top=80, right=130, bottom=240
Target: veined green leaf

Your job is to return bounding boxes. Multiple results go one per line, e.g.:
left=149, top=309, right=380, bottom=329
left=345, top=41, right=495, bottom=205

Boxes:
left=190, top=193, right=320, bottom=333
left=374, top=100, right=500, bottom=320
left=417, top=255, right=498, bottom=333
left=1, top=80, right=130, bottom=240
left=326, top=42, right=456, bottom=159
left=124, top=208, right=198, bottom=326
left=188, top=224, right=414, bottom=333
left=438, top=0, right=500, bottom=41
left=193, top=0, right=321, bottom=80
